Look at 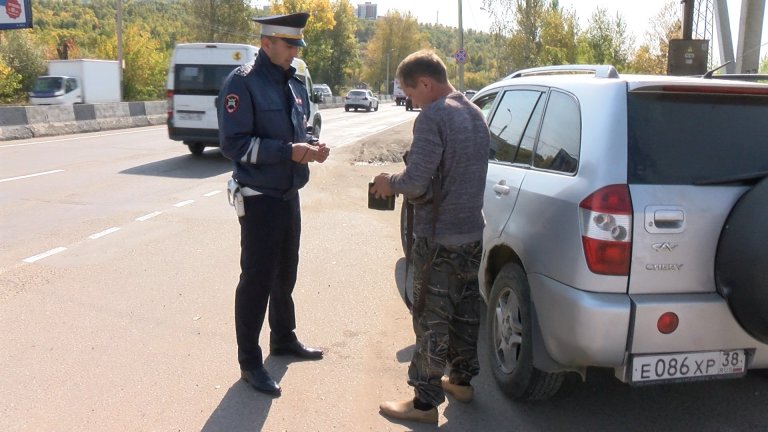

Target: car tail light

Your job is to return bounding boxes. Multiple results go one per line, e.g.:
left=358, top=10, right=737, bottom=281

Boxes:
left=166, top=90, right=173, bottom=119
left=579, top=184, right=632, bottom=275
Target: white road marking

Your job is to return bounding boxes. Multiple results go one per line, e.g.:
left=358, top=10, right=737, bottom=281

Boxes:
left=174, top=200, right=195, bottom=207
left=136, top=211, right=163, bottom=221
left=88, top=227, right=121, bottom=239
left=204, top=190, right=222, bottom=197
left=0, top=169, right=65, bottom=183
left=23, top=247, right=67, bottom=263
left=0, top=127, right=165, bottom=149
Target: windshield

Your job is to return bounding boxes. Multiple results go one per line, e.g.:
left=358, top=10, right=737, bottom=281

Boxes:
left=627, top=91, right=768, bottom=185
left=32, top=77, right=64, bottom=92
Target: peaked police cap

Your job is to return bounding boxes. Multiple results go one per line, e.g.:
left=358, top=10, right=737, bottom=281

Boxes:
left=253, top=13, right=309, bottom=47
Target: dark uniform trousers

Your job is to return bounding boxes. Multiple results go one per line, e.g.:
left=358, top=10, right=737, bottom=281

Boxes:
left=235, top=193, right=301, bottom=370
left=408, top=237, right=483, bottom=406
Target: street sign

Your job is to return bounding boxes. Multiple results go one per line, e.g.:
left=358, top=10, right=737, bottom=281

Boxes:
left=0, top=0, right=32, bottom=30
left=454, top=48, right=468, bottom=64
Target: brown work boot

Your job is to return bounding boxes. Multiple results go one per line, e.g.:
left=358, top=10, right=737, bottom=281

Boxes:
left=441, top=375, right=474, bottom=403
left=379, top=399, right=438, bottom=424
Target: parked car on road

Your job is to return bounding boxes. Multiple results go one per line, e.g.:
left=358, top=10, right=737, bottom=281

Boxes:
left=313, top=83, right=332, bottom=102
left=344, top=89, right=379, bottom=112
left=402, top=64, right=768, bottom=401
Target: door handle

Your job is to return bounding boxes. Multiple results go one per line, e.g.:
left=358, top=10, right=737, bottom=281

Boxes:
left=493, top=180, right=510, bottom=196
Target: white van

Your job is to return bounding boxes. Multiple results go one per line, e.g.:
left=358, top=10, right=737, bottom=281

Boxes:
left=166, top=43, right=322, bottom=155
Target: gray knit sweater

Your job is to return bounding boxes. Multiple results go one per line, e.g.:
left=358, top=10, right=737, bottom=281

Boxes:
left=389, top=91, right=490, bottom=246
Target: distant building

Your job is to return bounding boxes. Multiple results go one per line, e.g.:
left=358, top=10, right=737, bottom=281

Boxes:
left=357, top=2, right=377, bottom=20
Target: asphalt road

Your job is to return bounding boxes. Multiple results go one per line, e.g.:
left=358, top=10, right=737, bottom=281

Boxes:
left=1, top=102, right=767, bottom=431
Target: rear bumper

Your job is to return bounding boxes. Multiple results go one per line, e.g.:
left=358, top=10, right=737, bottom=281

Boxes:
left=344, top=101, right=374, bottom=108
left=167, top=124, right=220, bottom=145
left=529, top=274, right=631, bottom=368
left=629, top=293, right=768, bottom=368
left=529, top=275, right=768, bottom=371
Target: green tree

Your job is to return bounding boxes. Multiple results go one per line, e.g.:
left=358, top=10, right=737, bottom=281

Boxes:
left=363, top=11, right=425, bottom=93
left=577, top=8, right=633, bottom=70
left=0, top=30, right=47, bottom=94
left=627, top=0, right=680, bottom=74
left=95, top=24, right=169, bottom=100
left=185, top=0, right=253, bottom=43
left=0, top=58, right=24, bottom=104
left=538, top=2, right=579, bottom=66
left=271, top=0, right=338, bottom=90
left=323, top=0, right=360, bottom=94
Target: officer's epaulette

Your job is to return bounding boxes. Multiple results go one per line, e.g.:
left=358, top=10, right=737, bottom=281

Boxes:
left=235, top=61, right=254, bottom=77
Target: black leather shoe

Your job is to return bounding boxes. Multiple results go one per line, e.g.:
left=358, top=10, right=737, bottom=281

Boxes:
left=241, top=367, right=281, bottom=396
left=270, top=340, right=324, bottom=360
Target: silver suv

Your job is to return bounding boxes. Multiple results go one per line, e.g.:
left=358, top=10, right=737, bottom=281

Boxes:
left=344, top=89, right=379, bottom=112
left=471, top=65, right=768, bottom=400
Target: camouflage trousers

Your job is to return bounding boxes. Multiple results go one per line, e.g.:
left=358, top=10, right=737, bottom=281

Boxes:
left=407, top=237, right=482, bottom=406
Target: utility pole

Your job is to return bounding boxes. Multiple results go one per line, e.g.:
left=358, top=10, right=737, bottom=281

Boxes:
left=682, top=0, right=695, bottom=39
left=458, top=0, right=464, bottom=92
left=116, top=0, right=123, bottom=101
left=385, top=50, right=391, bottom=96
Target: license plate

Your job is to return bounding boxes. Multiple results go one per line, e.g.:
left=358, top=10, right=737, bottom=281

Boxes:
left=178, top=112, right=202, bottom=121
left=632, top=350, right=746, bottom=383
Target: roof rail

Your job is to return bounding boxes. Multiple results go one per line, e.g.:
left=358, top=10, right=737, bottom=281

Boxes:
left=506, top=64, right=620, bottom=80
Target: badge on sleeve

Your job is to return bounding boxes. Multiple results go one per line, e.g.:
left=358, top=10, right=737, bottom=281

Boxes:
left=225, top=94, right=240, bottom=113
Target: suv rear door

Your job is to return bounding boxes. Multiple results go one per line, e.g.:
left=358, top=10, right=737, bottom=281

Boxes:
left=626, top=84, right=768, bottom=295
left=480, top=86, right=549, bottom=240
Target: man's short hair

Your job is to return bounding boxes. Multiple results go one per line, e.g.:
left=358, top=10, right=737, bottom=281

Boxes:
left=395, top=50, right=448, bottom=88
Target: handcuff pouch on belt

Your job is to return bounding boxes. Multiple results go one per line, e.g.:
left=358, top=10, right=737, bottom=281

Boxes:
left=227, top=178, right=245, bottom=217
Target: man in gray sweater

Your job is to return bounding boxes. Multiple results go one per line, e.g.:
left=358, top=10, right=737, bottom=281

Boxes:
left=370, top=50, right=490, bottom=425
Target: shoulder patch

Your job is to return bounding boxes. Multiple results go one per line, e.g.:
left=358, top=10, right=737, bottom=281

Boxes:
left=235, top=62, right=253, bottom=77
left=224, top=94, right=240, bottom=113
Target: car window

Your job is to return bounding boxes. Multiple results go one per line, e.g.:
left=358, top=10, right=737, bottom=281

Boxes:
left=487, top=89, right=545, bottom=163
left=533, top=90, right=581, bottom=173
left=473, top=92, right=499, bottom=119
left=514, top=95, right=546, bottom=165
left=628, top=91, right=768, bottom=184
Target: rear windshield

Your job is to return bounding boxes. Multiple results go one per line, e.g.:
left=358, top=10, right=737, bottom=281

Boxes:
left=628, top=91, right=768, bottom=184
left=174, top=64, right=238, bottom=96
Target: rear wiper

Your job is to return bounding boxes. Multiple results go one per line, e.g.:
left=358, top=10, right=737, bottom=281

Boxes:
left=695, top=170, right=768, bottom=185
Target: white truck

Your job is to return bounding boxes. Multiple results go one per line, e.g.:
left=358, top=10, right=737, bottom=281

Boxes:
left=29, top=59, right=121, bottom=105
left=393, top=79, right=406, bottom=106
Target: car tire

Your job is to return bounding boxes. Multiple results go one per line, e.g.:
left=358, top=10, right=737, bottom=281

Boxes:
left=366, top=104, right=371, bottom=112
left=345, top=106, right=349, bottom=112
left=715, top=176, right=768, bottom=344
left=187, top=142, right=205, bottom=156
left=487, top=263, right=565, bottom=401
left=399, top=200, right=411, bottom=256
left=374, top=103, right=379, bottom=112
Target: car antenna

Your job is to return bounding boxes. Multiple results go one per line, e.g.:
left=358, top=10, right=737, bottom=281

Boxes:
left=702, top=61, right=733, bottom=79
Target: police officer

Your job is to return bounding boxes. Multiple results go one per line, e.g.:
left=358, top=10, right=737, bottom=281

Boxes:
left=218, top=12, right=330, bottom=397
